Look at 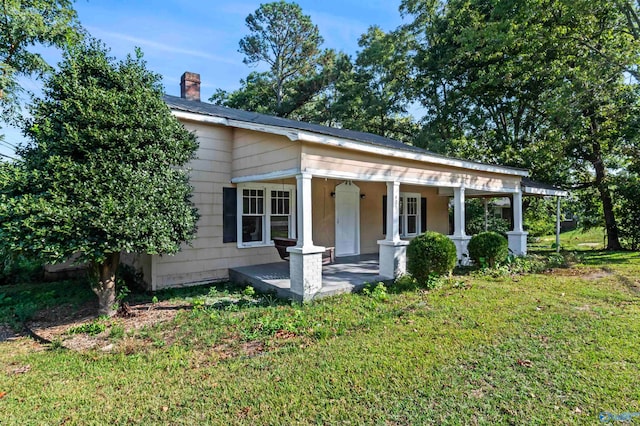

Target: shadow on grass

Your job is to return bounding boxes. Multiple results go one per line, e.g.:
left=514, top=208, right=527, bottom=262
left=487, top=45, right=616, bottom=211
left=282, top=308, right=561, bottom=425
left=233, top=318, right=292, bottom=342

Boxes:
left=577, top=250, right=638, bottom=266
left=0, top=279, right=95, bottom=328
left=0, top=278, right=291, bottom=336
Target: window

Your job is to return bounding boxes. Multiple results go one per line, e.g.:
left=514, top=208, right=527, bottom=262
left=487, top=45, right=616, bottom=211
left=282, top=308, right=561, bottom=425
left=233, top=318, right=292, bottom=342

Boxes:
left=405, top=196, right=419, bottom=235
left=238, top=184, right=295, bottom=247
left=222, top=187, right=237, bottom=243
left=382, top=193, right=426, bottom=237
left=270, top=190, right=291, bottom=239
left=400, top=193, right=420, bottom=237
left=242, top=189, right=264, bottom=243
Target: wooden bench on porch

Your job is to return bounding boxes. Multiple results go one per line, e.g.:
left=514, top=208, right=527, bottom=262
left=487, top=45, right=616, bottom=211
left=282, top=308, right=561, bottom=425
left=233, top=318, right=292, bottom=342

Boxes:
left=272, top=237, right=336, bottom=265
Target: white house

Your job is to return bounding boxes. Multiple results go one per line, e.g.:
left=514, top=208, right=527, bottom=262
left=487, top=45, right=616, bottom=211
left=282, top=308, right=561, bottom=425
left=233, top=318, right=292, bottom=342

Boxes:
left=126, top=72, right=565, bottom=300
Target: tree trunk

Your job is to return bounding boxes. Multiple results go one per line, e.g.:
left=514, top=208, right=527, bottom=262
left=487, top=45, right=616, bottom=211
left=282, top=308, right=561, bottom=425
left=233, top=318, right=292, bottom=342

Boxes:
left=276, top=77, right=284, bottom=112
left=591, top=144, right=622, bottom=250
left=587, top=112, right=622, bottom=251
left=91, top=252, right=120, bottom=317
left=596, top=171, right=623, bottom=250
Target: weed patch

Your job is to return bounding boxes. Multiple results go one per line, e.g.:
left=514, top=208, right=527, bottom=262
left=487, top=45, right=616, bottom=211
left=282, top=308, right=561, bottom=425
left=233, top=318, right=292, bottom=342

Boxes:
left=67, top=318, right=108, bottom=336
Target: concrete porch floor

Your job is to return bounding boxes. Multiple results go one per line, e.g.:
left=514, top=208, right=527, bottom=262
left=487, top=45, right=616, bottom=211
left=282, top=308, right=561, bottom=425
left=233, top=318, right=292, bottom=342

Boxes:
left=229, top=253, right=389, bottom=300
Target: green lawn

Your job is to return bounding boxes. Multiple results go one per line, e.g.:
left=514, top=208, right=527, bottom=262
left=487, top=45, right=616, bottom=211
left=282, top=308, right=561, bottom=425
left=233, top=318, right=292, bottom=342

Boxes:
left=531, top=227, right=608, bottom=251
left=1, top=250, right=639, bottom=424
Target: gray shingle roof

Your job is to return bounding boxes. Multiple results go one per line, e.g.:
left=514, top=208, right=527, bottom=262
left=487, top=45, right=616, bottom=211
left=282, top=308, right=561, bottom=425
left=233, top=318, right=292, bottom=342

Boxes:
left=164, top=95, right=429, bottom=153
left=164, top=95, right=528, bottom=174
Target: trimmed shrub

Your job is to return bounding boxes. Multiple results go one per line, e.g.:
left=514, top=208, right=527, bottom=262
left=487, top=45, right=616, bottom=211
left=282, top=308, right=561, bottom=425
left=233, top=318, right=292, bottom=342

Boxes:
left=407, top=231, right=457, bottom=282
left=468, top=231, right=509, bottom=267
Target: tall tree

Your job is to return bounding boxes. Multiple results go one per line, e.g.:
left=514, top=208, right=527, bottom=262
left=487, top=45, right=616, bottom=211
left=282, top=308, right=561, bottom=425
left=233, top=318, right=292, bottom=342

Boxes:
left=211, top=49, right=351, bottom=121
left=0, top=0, right=81, bottom=122
left=0, top=40, right=199, bottom=315
left=332, top=26, right=418, bottom=142
left=279, top=49, right=352, bottom=124
left=401, top=0, right=640, bottom=249
left=213, top=1, right=325, bottom=117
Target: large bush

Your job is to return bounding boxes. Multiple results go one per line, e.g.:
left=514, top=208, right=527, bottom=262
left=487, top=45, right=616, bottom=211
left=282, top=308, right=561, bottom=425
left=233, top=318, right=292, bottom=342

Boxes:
left=468, top=232, right=509, bottom=267
left=0, top=41, right=199, bottom=316
left=407, top=231, right=457, bottom=282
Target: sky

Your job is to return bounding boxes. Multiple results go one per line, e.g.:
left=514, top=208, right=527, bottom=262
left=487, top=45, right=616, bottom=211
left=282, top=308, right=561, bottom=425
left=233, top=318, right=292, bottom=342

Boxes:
left=1, top=0, right=407, bottom=159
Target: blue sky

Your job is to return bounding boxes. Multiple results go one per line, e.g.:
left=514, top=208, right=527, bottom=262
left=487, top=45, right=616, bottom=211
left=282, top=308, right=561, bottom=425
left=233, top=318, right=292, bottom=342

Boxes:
left=1, top=1, right=406, bottom=158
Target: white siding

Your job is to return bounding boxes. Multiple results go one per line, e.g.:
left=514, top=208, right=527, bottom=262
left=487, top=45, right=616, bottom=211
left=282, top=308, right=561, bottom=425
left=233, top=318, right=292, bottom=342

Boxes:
left=232, top=129, right=300, bottom=178
left=150, top=121, right=283, bottom=290
left=301, top=144, right=520, bottom=192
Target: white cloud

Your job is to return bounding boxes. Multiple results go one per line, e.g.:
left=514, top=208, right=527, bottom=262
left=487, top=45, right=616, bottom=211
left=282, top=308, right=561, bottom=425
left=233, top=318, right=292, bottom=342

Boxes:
left=90, top=29, right=239, bottom=65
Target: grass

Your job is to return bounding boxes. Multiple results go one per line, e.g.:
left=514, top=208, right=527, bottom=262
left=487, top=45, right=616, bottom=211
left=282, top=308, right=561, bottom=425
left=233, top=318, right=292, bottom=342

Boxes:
left=531, top=227, right=608, bottom=251
left=1, top=250, right=639, bottom=424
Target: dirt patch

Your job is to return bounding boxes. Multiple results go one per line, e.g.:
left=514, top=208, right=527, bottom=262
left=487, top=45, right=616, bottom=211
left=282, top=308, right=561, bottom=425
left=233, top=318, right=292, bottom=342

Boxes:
left=617, top=275, right=640, bottom=294
left=574, top=304, right=592, bottom=311
left=582, top=270, right=614, bottom=280
left=546, top=267, right=613, bottom=280
left=26, top=300, right=100, bottom=341
left=241, top=340, right=265, bottom=357
left=21, top=299, right=192, bottom=352
left=577, top=243, right=602, bottom=248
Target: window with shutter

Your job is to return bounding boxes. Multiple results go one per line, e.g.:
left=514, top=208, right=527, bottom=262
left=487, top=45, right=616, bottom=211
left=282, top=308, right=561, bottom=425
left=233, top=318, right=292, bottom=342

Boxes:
left=236, top=183, right=296, bottom=247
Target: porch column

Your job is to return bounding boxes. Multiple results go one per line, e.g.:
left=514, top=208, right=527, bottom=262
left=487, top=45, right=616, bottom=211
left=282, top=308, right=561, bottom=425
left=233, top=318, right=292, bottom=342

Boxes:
left=484, top=198, right=489, bottom=232
left=377, top=181, right=408, bottom=279
left=506, top=189, right=528, bottom=256
left=556, top=196, right=561, bottom=253
left=288, top=173, right=325, bottom=301
left=449, top=185, right=471, bottom=265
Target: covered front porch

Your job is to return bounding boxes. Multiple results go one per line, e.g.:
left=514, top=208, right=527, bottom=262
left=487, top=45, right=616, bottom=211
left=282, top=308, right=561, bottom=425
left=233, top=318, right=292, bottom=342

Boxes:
left=229, top=254, right=386, bottom=300
left=232, top=166, right=529, bottom=301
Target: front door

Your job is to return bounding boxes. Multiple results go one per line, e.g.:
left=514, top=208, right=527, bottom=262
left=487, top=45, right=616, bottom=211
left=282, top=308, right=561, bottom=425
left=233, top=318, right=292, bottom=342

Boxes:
left=335, top=181, right=360, bottom=257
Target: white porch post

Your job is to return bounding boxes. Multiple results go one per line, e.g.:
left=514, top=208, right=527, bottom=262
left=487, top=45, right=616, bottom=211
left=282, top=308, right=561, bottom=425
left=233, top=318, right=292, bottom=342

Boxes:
left=449, top=185, right=471, bottom=264
left=288, top=173, right=325, bottom=301
left=378, top=181, right=408, bottom=279
left=506, top=189, right=528, bottom=256
left=388, top=181, right=401, bottom=242
left=484, top=198, right=489, bottom=232
left=556, top=196, right=561, bottom=253
left=512, top=190, right=524, bottom=233
left=295, top=172, right=314, bottom=249
left=453, top=186, right=466, bottom=237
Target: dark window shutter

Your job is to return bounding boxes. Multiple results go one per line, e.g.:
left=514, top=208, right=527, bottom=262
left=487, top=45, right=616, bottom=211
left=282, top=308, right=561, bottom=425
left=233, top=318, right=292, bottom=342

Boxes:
left=382, top=195, right=387, bottom=235
left=223, top=187, right=237, bottom=243
left=421, top=197, right=427, bottom=233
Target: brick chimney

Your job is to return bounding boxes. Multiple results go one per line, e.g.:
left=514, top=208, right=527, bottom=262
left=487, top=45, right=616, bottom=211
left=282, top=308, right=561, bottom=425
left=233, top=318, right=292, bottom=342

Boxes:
left=180, top=72, right=200, bottom=101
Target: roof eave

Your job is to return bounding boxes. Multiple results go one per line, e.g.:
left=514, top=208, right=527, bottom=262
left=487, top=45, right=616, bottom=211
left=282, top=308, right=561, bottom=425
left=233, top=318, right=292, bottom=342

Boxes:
left=522, top=185, right=568, bottom=197
left=170, top=107, right=529, bottom=178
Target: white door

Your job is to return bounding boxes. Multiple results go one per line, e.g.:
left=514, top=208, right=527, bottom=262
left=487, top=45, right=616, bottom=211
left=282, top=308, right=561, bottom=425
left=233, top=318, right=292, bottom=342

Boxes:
left=335, top=181, right=360, bottom=257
